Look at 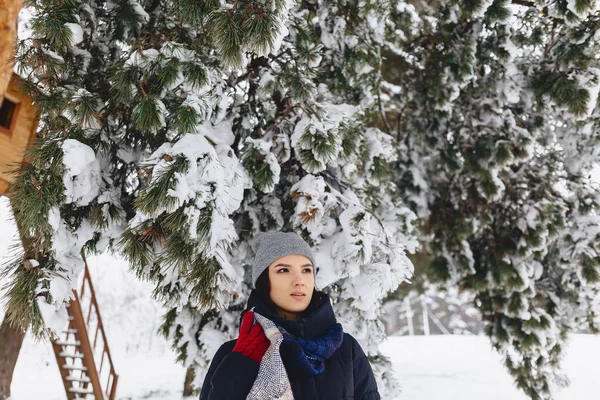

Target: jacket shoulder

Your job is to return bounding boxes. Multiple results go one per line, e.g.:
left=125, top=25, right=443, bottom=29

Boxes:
left=342, top=333, right=366, bottom=357
left=200, top=339, right=257, bottom=400
left=342, top=333, right=380, bottom=399
left=217, top=339, right=236, bottom=353
left=211, top=339, right=236, bottom=362
left=329, top=332, right=366, bottom=364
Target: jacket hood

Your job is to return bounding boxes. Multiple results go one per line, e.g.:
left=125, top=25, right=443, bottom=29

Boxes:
left=242, top=289, right=338, bottom=340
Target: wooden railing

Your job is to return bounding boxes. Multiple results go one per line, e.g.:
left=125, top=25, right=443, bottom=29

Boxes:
left=51, top=252, right=118, bottom=399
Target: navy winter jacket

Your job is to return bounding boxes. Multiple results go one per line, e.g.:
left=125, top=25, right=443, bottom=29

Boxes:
left=199, top=291, right=380, bottom=400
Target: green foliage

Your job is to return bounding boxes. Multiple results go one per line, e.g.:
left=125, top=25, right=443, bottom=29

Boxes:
left=283, top=73, right=317, bottom=102
left=6, top=0, right=599, bottom=398
left=485, top=0, right=512, bottom=22
left=119, top=222, right=158, bottom=272
left=30, top=3, right=78, bottom=51
left=174, top=0, right=220, bottom=25
left=241, top=147, right=277, bottom=193
left=209, top=9, right=245, bottom=67
left=173, top=104, right=200, bottom=134
left=533, top=73, right=590, bottom=116
left=1, top=254, right=53, bottom=337
left=135, top=156, right=189, bottom=214
left=132, top=95, right=165, bottom=133
left=181, top=62, right=209, bottom=90
left=385, top=1, right=600, bottom=399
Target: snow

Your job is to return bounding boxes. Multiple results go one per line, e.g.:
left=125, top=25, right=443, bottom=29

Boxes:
left=35, top=297, right=69, bottom=335
left=61, top=139, right=102, bottom=206
left=142, top=132, right=244, bottom=216
left=130, top=0, right=150, bottom=23
left=591, top=164, right=600, bottom=183
left=380, top=334, right=600, bottom=400
left=1, top=197, right=599, bottom=399
left=289, top=175, right=337, bottom=239
left=72, top=47, right=92, bottom=72
left=365, top=127, right=397, bottom=164
left=31, top=140, right=107, bottom=338
left=65, top=23, right=84, bottom=45
left=290, top=102, right=359, bottom=173
left=271, top=22, right=289, bottom=56
left=17, top=7, right=35, bottom=41
left=345, top=35, right=359, bottom=48
left=125, top=48, right=159, bottom=67
left=567, top=0, right=600, bottom=20
left=126, top=128, right=247, bottom=311
left=366, top=10, right=385, bottom=43
left=43, top=214, right=96, bottom=336
left=580, top=70, right=600, bottom=119
left=41, top=47, right=65, bottom=64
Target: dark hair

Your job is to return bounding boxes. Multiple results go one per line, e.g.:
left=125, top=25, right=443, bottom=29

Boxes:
left=255, top=268, right=324, bottom=317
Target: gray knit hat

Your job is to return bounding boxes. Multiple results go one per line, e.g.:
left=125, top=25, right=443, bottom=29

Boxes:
left=251, top=231, right=316, bottom=287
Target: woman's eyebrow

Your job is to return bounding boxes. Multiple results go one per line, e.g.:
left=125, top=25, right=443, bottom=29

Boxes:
left=272, top=263, right=313, bottom=268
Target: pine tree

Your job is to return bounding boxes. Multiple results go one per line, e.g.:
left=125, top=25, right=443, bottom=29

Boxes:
left=1, top=0, right=417, bottom=397
left=385, top=1, right=600, bottom=399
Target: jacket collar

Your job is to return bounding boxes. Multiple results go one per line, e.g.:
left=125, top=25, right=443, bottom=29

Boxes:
left=243, top=290, right=338, bottom=340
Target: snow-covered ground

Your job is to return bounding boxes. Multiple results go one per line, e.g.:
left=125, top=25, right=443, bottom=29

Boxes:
left=1, top=196, right=599, bottom=400
left=380, top=335, right=599, bottom=400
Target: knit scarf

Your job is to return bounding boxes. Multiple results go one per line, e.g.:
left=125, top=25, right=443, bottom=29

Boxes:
left=279, top=321, right=344, bottom=377
left=245, top=309, right=344, bottom=400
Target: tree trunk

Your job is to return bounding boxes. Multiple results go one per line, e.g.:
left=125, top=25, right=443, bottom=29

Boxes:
left=0, top=0, right=23, bottom=104
left=0, top=196, right=32, bottom=399
left=183, top=365, right=196, bottom=397
left=0, top=318, right=25, bottom=400
left=0, top=4, right=29, bottom=396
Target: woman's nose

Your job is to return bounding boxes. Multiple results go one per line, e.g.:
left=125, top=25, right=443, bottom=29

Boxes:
left=292, top=272, right=305, bottom=286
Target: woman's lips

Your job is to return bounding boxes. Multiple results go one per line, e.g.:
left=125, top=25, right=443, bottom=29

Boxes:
left=290, top=291, right=306, bottom=299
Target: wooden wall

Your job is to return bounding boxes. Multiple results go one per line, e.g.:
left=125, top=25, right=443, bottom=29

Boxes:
left=0, top=74, right=37, bottom=195
left=0, top=0, right=23, bottom=100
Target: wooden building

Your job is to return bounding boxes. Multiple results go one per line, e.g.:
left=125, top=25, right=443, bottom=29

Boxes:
left=0, top=73, right=38, bottom=195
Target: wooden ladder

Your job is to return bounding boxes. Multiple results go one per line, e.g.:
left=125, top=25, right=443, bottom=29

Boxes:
left=51, top=252, right=119, bottom=400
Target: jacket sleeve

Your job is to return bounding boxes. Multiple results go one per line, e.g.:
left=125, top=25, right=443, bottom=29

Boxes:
left=199, top=340, right=260, bottom=400
left=349, top=334, right=381, bottom=400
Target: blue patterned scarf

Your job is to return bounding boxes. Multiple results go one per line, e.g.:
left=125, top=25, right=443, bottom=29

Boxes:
left=245, top=310, right=344, bottom=400
left=277, top=322, right=344, bottom=377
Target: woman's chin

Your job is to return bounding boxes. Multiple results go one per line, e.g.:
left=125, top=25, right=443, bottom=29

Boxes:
left=283, top=304, right=306, bottom=313
left=279, top=299, right=309, bottom=313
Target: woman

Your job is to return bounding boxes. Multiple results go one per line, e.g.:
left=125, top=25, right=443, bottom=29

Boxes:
left=199, top=231, right=380, bottom=400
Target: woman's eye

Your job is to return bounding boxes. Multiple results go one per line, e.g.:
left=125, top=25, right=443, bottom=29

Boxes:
left=277, top=268, right=288, bottom=273
left=303, top=268, right=313, bottom=273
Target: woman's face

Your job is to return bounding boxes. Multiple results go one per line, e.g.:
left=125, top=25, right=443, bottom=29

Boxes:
left=268, top=254, right=315, bottom=320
